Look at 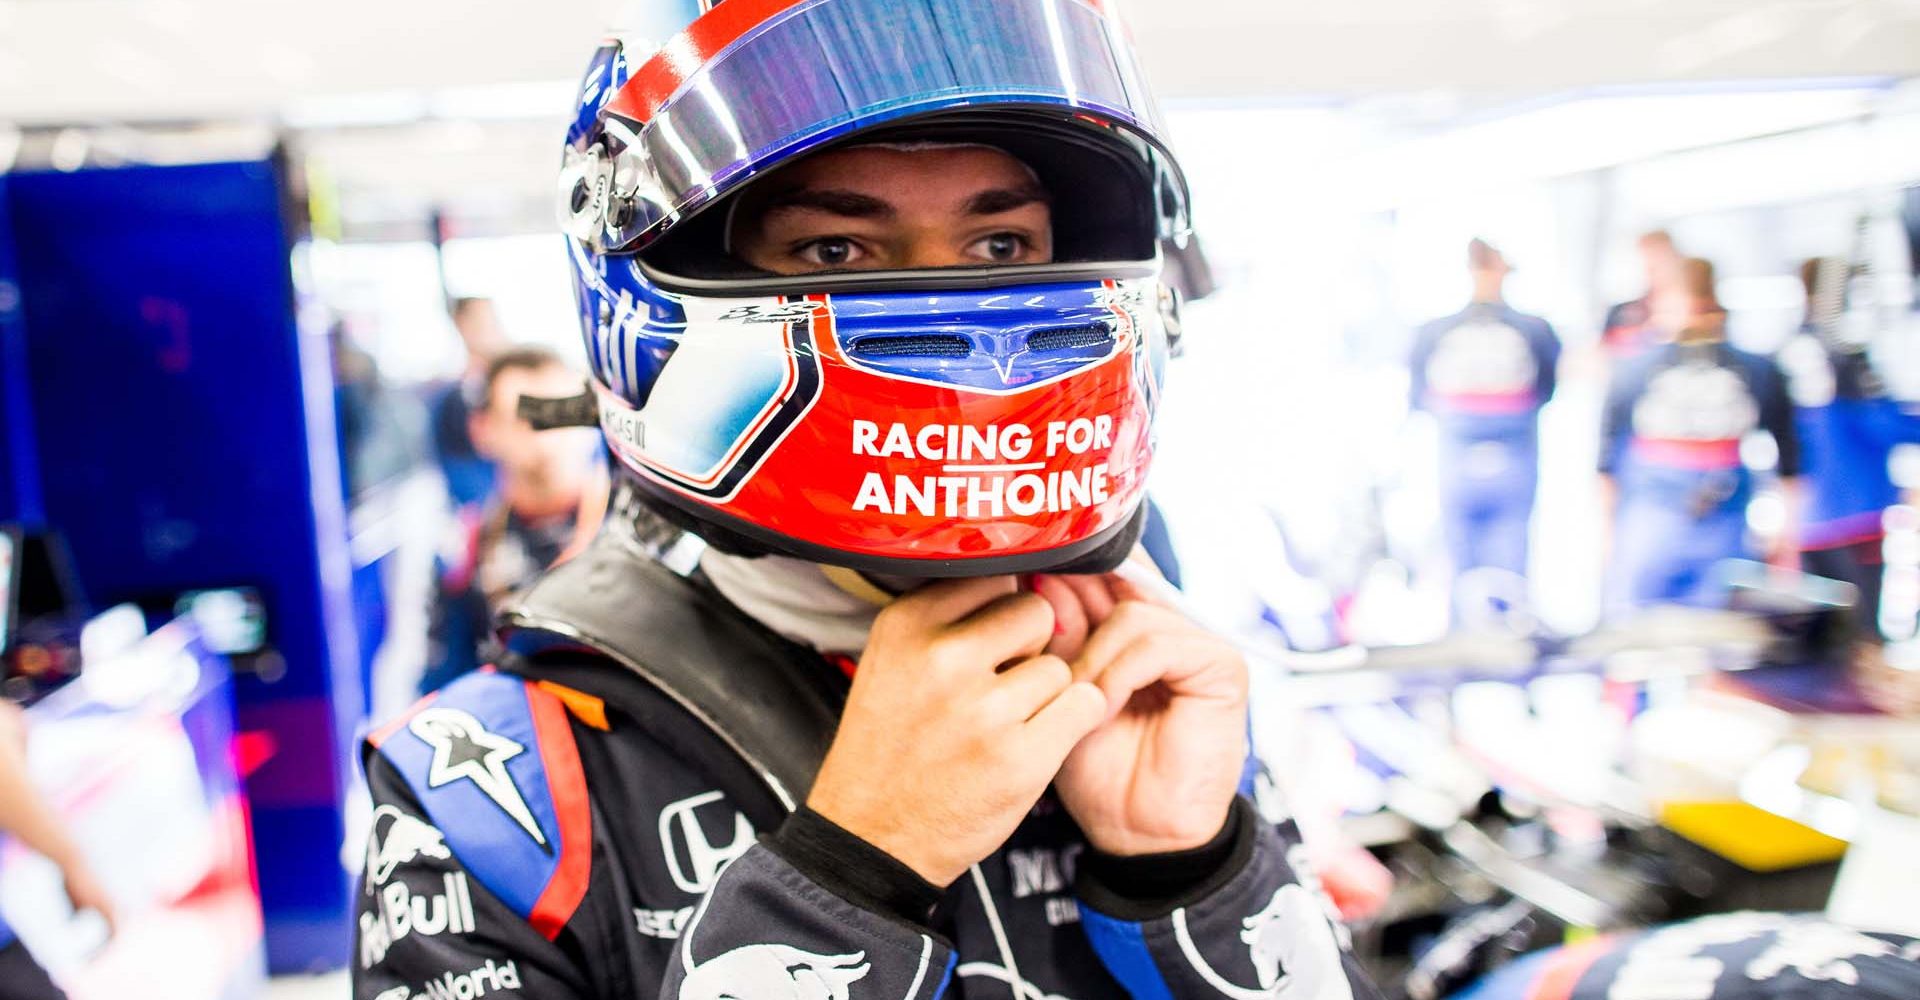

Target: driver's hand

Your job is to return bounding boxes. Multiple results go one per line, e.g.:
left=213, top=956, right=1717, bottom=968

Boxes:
left=806, top=577, right=1108, bottom=886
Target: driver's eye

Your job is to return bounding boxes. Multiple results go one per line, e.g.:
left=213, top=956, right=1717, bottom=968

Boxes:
left=972, top=233, right=1028, bottom=262
left=797, top=237, right=863, bottom=268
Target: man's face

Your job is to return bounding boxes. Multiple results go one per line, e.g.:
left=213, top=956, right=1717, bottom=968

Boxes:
left=454, top=301, right=510, bottom=360
left=731, top=145, right=1054, bottom=275
left=1640, top=238, right=1680, bottom=291
left=473, top=362, right=595, bottom=475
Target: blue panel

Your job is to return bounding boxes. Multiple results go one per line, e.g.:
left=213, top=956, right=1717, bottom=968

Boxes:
left=0, top=173, right=41, bottom=527
left=376, top=672, right=564, bottom=920
left=5, top=159, right=359, bottom=972
left=248, top=804, right=354, bottom=971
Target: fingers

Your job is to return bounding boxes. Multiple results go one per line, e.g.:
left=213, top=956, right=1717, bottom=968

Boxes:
left=1030, top=574, right=1089, bottom=658
left=986, top=654, right=1074, bottom=722
left=67, top=877, right=116, bottom=940
left=1018, top=680, right=1109, bottom=759
left=1072, top=600, right=1177, bottom=682
left=1073, top=603, right=1248, bottom=712
left=949, top=592, right=1056, bottom=669
left=869, top=577, right=1042, bottom=678
left=1032, top=573, right=1122, bottom=660
left=887, top=575, right=1021, bottom=628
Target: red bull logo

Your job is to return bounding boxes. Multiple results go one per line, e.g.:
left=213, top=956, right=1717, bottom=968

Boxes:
left=365, top=805, right=453, bottom=891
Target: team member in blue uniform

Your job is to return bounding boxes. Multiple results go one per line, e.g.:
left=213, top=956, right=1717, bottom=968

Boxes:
left=1600, top=258, right=1800, bottom=613
left=1780, top=257, right=1920, bottom=639
left=354, top=4, right=1377, bottom=999
left=0, top=702, right=115, bottom=1000
left=1408, top=239, right=1561, bottom=600
left=1599, top=230, right=1683, bottom=363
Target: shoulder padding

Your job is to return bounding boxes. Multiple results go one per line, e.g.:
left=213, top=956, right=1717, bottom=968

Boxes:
left=496, top=522, right=846, bottom=812
left=369, top=670, right=592, bottom=939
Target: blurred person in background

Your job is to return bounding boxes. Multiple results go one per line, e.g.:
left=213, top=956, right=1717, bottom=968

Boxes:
left=1600, top=257, right=1800, bottom=614
left=1407, top=238, right=1560, bottom=618
left=430, top=297, right=511, bottom=507
left=331, top=319, right=431, bottom=502
left=1779, top=256, right=1920, bottom=643
left=420, top=346, right=608, bottom=694
left=0, top=702, right=114, bottom=1000
left=1600, top=230, right=1684, bottom=361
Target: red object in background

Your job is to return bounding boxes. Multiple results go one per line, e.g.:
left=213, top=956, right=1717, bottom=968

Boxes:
left=231, top=730, right=277, bottom=779
left=1311, top=841, right=1395, bottom=923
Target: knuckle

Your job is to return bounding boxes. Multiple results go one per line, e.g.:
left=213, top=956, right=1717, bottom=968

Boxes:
left=1111, top=599, right=1159, bottom=629
left=1008, top=592, right=1056, bottom=634
left=1140, top=630, right=1181, bottom=659
left=1028, top=654, right=1073, bottom=691
left=925, top=630, right=977, bottom=672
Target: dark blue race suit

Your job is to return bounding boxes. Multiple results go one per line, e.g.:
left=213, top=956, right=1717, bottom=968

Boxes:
left=351, top=543, right=1382, bottom=1000
left=1600, top=342, right=1798, bottom=613
left=1409, top=303, right=1562, bottom=585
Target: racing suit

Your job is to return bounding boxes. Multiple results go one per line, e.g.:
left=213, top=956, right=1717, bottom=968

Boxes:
left=352, top=517, right=1380, bottom=1000
left=1601, top=341, right=1798, bottom=614
left=1779, top=332, right=1920, bottom=638
left=1458, top=912, right=1920, bottom=1000
left=1408, top=302, right=1561, bottom=585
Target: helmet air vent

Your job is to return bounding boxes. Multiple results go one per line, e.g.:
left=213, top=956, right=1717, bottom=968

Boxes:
left=848, top=334, right=973, bottom=358
left=1027, top=324, right=1114, bottom=352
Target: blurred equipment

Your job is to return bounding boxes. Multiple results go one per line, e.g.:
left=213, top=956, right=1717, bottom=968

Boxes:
left=3, top=152, right=362, bottom=971
left=1263, top=594, right=1915, bottom=999
left=0, top=616, right=266, bottom=1000
left=0, top=528, right=88, bottom=703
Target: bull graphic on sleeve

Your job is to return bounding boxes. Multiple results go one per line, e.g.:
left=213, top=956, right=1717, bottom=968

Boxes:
left=678, top=944, right=870, bottom=1000
left=365, top=805, right=453, bottom=890
left=1175, top=883, right=1356, bottom=1000
left=1239, top=885, right=1354, bottom=1000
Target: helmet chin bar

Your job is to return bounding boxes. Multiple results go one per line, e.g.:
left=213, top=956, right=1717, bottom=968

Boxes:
left=619, top=465, right=1149, bottom=579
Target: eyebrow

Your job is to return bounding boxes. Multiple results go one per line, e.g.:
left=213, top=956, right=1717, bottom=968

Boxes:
left=964, top=186, right=1051, bottom=216
left=758, top=189, right=895, bottom=220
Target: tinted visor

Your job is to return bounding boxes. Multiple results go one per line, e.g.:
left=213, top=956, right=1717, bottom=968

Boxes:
left=591, top=0, right=1188, bottom=254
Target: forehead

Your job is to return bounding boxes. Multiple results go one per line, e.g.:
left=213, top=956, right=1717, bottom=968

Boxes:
left=758, top=144, right=1040, bottom=203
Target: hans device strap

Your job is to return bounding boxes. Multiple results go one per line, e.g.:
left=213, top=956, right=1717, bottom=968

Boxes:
left=516, top=387, right=600, bottom=430
left=496, top=524, right=846, bottom=811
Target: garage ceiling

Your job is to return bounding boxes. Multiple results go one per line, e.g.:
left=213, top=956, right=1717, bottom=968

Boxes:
left=2, top=0, right=1918, bottom=126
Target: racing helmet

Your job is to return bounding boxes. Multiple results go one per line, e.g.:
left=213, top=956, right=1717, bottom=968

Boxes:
left=561, top=0, right=1192, bottom=577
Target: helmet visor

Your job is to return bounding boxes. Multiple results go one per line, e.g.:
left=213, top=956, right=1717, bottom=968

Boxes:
left=583, top=0, right=1187, bottom=253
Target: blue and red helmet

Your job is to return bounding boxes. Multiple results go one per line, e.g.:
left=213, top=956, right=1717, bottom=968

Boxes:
left=560, top=0, right=1192, bottom=577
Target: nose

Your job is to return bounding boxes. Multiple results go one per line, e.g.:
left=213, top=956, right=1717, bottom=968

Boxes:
left=900, top=235, right=970, bottom=270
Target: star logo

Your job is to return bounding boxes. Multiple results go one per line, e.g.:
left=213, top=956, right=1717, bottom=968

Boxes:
left=409, top=708, right=548, bottom=849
